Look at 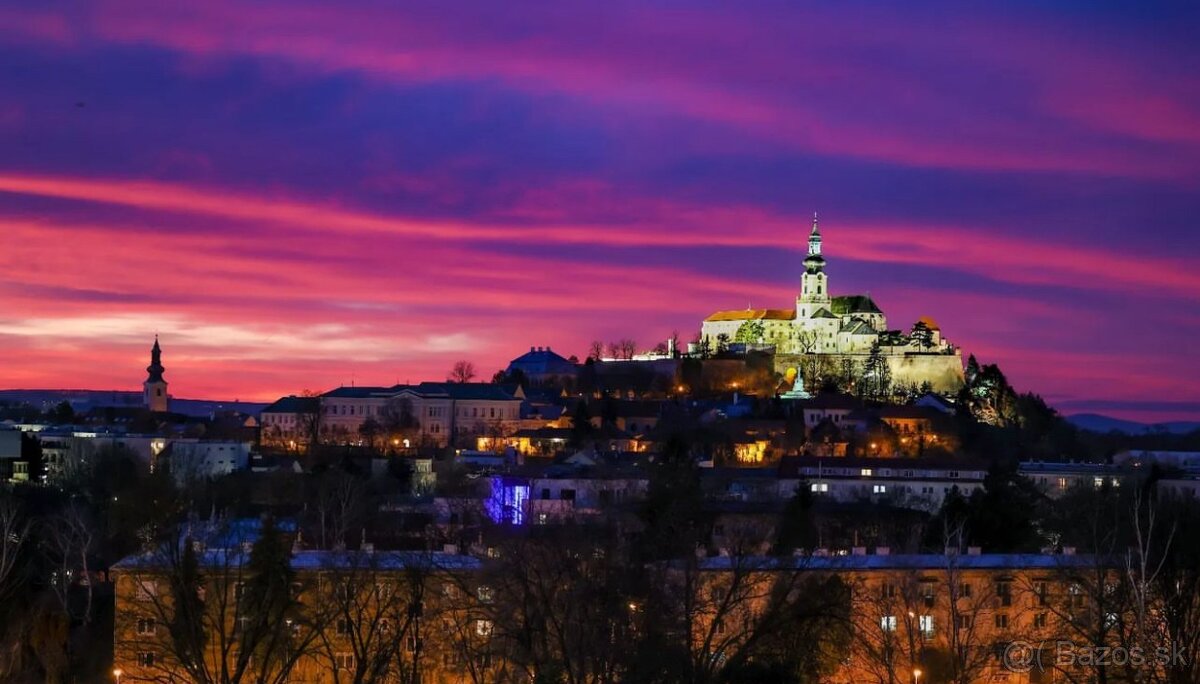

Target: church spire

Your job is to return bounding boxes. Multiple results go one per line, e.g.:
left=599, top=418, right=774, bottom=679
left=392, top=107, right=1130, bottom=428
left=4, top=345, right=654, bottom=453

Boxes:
left=144, top=336, right=169, bottom=412
left=146, top=335, right=165, bottom=383
left=807, top=211, right=822, bottom=257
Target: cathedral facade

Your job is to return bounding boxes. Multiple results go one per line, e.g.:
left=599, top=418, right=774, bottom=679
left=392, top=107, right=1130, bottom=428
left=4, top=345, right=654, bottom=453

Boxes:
left=700, top=217, right=964, bottom=393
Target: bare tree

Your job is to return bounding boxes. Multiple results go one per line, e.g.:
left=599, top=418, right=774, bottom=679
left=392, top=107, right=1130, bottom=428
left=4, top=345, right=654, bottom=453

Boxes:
left=43, top=504, right=97, bottom=625
left=0, top=494, right=27, bottom=607
left=317, top=550, right=440, bottom=684
left=313, top=472, right=367, bottom=551
left=448, top=361, right=477, bottom=384
left=617, top=339, right=637, bottom=360
left=115, top=521, right=328, bottom=684
left=588, top=341, right=605, bottom=361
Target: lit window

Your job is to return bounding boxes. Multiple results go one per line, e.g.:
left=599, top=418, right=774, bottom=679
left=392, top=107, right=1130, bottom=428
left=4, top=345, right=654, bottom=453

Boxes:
left=137, top=652, right=155, bottom=667
left=860, top=468, right=873, bottom=476
left=873, top=485, right=887, bottom=494
left=810, top=483, right=829, bottom=493
left=476, top=619, right=493, bottom=637
left=880, top=615, right=896, bottom=632
left=136, top=618, right=156, bottom=636
left=919, top=615, right=935, bottom=638
left=335, top=653, right=354, bottom=670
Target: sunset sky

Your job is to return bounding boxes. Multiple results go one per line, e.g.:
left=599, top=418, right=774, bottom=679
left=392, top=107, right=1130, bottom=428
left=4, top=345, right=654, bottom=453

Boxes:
left=1, top=1, right=1198, bottom=421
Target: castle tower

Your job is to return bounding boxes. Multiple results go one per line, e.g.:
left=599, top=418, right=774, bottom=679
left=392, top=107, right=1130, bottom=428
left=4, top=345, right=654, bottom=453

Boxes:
left=797, top=213, right=829, bottom=316
left=143, top=336, right=169, bottom=412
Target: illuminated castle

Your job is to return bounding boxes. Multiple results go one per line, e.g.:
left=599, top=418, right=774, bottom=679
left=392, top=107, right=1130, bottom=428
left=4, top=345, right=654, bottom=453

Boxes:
left=700, top=216, right=964, bottom=392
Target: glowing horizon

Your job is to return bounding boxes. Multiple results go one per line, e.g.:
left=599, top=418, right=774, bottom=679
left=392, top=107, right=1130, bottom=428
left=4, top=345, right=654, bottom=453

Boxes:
left=2, top=1, right=1198, bottom=423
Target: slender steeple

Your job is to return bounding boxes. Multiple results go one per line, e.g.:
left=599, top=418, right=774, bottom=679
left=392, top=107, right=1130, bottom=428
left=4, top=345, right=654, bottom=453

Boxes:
left=803, top=212, right=826, bottom=275
left=146, top=336, right=165, bottom=383
left=807, top=211, right=822, bottom=257
left=144, top=336, right=169, bottom=412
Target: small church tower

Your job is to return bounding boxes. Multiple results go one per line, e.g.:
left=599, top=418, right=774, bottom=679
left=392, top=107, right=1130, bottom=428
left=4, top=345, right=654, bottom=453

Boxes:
left=797, top=213, right=830, bottom=317
left=143, top=336, right=169, bottom=413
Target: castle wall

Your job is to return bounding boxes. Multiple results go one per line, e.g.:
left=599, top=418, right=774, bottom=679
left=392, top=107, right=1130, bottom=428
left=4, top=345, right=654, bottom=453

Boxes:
left=886, top=351, right=964, bottom=393
left=774, top=350, right=964, bottom=394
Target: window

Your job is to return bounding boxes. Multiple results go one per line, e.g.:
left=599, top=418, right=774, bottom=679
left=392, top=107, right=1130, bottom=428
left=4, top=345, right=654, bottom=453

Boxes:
left=955, top=614, right=974, bottom=630
left=880, top=615, right=897, bottom=632
left=406, top=635, right=419, bottom=653
left=860, top=468, right=873, bottom=476
left=1034, top=581, right=1048, bottom=606
left=137, top=652, right=155, bottom=667
left=234, top=582, right=247, bottom=600
left=476, top=619, right=493, bottom=637
left=996, top=581, right=1012, bottom=607
left=995, top=614, right=1009, bottom=629
left=335, top=653, right=354, bottom=671
left=873, top=485, right=887, bottom=494
left=880, top=582, right=897, bottom=599
left=959, top=583, right=973, bottom=598
left=560, top=489, right=576, bottom=501
left=1068, top=584, right=1085, bottom=609
left=136, top=618, right=156, bottom=636
left=811, top=483, right=829, bottom=493
left=920, top=582, right=936, bottom=607
left=919, top=615, right=935, bottom=638
left=337, top=618, right=353, bottom=636
left=538, top=513, right=548, bottom=525
left=1034, top=613, right=1047, bottom=629
left=477, top=585, right=494, bottom=603
left=135, top=580, right=159, bottom=601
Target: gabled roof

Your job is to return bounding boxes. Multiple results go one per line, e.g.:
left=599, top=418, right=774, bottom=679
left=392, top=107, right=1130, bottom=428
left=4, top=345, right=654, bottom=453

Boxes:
left=839, top=318, right=876, bottom=335
left=322, top=386, right=394, bottom=399
left=705, top=308, right=796, bottom=322
left=401, top=382, right=522, bottom=401
left=261, top=395, right=320, bottom=414
left=831, top=295, right=883, bottom=315
left=798, top=393, right=862, bottom=411
left=694, top=553, right=1099, bottom=572
left=810, top=308, right=838, bottom=319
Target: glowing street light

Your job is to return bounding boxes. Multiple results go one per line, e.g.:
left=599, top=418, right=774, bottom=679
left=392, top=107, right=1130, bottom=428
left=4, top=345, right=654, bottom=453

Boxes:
left=913, top=668, right=922, bottom=684
left=113, top=668, right=123, bottom=683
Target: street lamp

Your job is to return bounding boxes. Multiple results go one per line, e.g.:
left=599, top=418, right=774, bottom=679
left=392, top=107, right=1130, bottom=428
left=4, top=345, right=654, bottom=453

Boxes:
left=113, top=668, right=123, bottom=683
left=912, top=667, right=922, bottom=684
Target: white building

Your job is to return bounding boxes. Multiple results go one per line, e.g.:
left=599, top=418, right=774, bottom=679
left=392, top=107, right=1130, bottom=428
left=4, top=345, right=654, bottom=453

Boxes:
left=161, top=439, right=252, bottom=483
left=319, top=382, right=525, bottom=447
left=781, top=456, right=987, bottom=512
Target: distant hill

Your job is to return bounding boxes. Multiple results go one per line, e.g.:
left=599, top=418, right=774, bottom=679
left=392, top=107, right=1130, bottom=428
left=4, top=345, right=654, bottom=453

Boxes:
left=0, top=389, right=268, bottom=418
left=1067, top=413, right=1200, bottom=435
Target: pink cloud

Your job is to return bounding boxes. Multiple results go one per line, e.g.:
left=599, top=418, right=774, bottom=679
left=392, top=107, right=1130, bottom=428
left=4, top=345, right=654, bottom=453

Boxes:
left=4, top=1, right=1191, bottom=180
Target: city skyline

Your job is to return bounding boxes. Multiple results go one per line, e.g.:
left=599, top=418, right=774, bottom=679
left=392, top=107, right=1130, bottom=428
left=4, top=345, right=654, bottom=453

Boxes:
left=2, top=2, right=1199, bottom=422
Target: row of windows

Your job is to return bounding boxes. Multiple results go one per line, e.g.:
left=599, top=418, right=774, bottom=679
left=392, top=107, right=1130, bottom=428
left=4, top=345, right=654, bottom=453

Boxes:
left=323, top=403, right=518, bottom=419
left=881, top=612, right=1053, bottom=634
